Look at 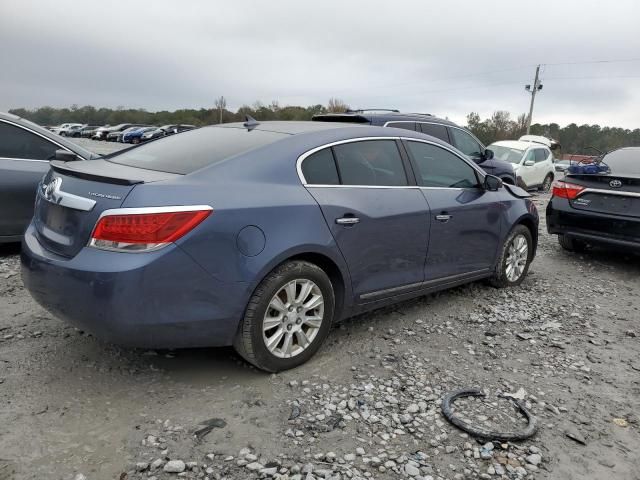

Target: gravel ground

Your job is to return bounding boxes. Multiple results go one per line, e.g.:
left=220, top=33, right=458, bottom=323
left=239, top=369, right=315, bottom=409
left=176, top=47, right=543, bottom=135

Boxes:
left=68, top=137, right=131, bottom=155
left=1, top=193, right=639, bottom=480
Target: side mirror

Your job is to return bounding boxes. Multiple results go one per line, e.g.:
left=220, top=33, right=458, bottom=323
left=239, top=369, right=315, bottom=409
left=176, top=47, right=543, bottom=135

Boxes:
left=484, top=174, right=502, bottom=191
left=483, top=149, right=494, bottom=160
left=54, top=149, right=79, bottom=162
left=524, top=160, right=535, bottom=167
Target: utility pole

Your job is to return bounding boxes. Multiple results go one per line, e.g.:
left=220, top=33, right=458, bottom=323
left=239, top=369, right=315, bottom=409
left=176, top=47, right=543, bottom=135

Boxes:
left=525, top=65, right=543, bottom=134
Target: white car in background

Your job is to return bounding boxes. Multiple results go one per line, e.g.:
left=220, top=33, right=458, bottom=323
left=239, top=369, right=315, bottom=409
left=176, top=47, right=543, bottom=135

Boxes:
left=487, top=139, right=556, bottom=191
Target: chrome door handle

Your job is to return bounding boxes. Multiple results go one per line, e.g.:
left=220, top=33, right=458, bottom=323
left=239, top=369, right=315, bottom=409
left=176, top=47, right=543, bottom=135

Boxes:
left=336, top=217, right=360, bottom=225
left=435, top=214, right=452, bottom=222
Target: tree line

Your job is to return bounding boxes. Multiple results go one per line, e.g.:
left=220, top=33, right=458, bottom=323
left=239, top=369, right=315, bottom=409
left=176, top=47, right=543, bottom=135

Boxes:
left=9, top=101, right=639, bottom=155
left=467, top=111, right=640, bottom=155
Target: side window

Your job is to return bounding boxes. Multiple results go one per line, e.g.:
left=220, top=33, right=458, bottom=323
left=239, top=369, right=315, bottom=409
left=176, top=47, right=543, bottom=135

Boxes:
left=406, top=141, right=480, bottom=189
left=386, top=122, right=416, bottom=131
left=524, top=150, right=536, bottom=163
left=332, top=140, right=408, bottom=186
left=0, top=122, right=59, bottom=160
left=449, top=128, right=483, bottom=158
left=301, top=148, right=340, bottom=185
left=534, top=149, right=549, bottom=162
left=419, top=123, right=449, bottom=142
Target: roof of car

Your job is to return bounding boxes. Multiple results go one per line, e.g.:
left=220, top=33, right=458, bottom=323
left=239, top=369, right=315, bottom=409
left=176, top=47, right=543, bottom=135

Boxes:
left=312, top=111, right=459, bottom=127
left=215, top=120, right=376, bottom=135
left=490, top=140, right=548, bottom=150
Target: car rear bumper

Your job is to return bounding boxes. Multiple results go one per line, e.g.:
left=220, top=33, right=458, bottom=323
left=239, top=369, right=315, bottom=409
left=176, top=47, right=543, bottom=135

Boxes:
left=547, top=197, right=640, bottom=249
left=21, top=223, right=249, bottom=348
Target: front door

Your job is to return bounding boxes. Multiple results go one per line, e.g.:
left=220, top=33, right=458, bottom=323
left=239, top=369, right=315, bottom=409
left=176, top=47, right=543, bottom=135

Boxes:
left=402, top=139, right=503, bottom=281
left=300, top=139, right=431, bottom=301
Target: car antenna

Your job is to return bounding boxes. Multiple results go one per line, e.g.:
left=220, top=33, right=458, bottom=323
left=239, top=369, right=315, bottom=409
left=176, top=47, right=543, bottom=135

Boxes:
left=243, top=115, right=260, bottom=131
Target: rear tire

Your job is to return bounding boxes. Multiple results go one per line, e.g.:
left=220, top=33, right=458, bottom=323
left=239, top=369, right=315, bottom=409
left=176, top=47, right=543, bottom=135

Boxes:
left=234, top=261, right=335, bottom=372
left=558, top=234, right=586, bottom=253
left=540, top=174, right=553, bottom=192
left=489, top=225, right=533, bottom=288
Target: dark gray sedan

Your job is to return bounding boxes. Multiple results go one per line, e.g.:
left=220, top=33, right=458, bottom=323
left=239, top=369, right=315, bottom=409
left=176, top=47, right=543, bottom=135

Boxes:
left=0, top=112, right=98, bottom=243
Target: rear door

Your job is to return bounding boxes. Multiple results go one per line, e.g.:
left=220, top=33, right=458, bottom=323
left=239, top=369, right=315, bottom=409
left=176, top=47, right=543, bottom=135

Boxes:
left=534, top=148, right=551, bottom=180
left=301, top=139, right=431, bottom=302
left=0, top=121, right=59, bottom=238
left=403, top=139, right=502, bottom=281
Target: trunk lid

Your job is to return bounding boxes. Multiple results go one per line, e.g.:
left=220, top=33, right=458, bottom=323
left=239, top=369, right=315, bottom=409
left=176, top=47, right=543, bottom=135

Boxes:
left=34, top=160, right=179, bottom=257
left=567, top=174, right=640, bottom=218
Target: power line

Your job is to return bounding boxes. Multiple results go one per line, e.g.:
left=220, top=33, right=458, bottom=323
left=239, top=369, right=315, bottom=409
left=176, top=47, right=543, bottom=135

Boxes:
left=543, top=58, right=640, bottom=67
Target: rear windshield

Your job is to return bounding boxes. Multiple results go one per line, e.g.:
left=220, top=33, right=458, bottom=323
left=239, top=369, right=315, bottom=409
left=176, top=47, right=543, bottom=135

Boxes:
left=107, top=126, right=287, bottom=174
left=604, top=149, right=640, bottom=175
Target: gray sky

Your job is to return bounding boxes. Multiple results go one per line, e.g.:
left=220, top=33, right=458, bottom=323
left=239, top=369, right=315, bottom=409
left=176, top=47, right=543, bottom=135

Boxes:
left=1, top=0, right=639, bottom=128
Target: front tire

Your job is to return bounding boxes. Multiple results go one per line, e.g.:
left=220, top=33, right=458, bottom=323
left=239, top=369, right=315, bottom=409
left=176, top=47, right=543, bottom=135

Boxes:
left=234, top=261, right=335, bottom=372
left=489, top=225, right=533, bottom=288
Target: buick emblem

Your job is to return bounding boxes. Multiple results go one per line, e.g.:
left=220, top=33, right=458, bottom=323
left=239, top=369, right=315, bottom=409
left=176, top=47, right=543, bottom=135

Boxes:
left=609, top=179, right=622, bottom=188
left=42, top=177, right=62, bottom=202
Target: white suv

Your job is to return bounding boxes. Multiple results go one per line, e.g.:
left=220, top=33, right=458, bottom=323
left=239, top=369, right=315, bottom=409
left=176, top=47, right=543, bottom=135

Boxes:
left=487, top=140, right=555, bottom=191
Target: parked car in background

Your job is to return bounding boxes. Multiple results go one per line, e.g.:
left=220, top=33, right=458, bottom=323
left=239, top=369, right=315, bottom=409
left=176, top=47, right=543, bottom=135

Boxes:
left=73, top=125, right=101, bottom=138
left=554, top=159, right=571, bottom=173
left=60, top=124, right=85, bottom=137
left=122, top=126, right=158, bottom=144
left=487, top=140, right=556, bottom=191
left=52, top=123, right=83, bottom=135
left=312, top=110, right=517, bottom=185
left=141, top=124, right=197, bottom=142
left=0, top=112, right=98, bottom=243
left=91, top=125, right=112, bottom=140
left=21, top=120, right=538, bottom=371
left=547, top=147, right=640, bottom=252
left=106, top=124, right=147, bottom=142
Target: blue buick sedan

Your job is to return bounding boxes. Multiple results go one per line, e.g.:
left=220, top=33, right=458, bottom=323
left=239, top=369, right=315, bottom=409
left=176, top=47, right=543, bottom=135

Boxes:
left=21, top=120, right=538, bottom=371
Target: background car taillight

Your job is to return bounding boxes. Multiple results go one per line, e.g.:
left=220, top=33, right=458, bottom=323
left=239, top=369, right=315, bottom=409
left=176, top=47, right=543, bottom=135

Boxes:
left=551, top=181, right=585, bottom=199
left=89, top=206, right=212, bottom=252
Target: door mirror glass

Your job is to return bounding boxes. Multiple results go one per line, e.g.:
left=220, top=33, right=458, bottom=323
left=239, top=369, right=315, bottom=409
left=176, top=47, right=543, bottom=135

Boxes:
left=523, top=160, right=535, bottom=167
left=484, top=174, right=502, bottom=191
left=54, top=149, right=79, bottom=162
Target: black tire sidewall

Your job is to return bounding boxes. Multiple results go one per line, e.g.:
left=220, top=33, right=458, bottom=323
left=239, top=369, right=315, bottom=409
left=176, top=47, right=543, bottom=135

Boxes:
left=245, top=262, right=335, bottom=372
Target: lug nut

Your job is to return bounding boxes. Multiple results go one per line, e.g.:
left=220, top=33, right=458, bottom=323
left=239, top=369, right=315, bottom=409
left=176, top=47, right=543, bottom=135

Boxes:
left=287, top=324, right=292, bottom=331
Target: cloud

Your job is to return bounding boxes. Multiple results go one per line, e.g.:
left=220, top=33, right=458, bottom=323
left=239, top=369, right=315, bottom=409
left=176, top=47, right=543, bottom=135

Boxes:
left=1, top=0, right=639, bottom=128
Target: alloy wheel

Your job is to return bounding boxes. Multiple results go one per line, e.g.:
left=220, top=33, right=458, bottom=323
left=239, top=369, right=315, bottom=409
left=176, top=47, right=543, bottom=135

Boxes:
left=505, top=234, right=529, bottom=282
left=542, top=176, right=552, bottom=191
left=262, top=279, right=324, bottom=358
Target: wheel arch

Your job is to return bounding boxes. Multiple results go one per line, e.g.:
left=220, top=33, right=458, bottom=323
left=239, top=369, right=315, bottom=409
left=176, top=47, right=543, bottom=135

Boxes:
left=249, top=246, right=353, bottom=323
left=515, top=214, right=539, bottom=254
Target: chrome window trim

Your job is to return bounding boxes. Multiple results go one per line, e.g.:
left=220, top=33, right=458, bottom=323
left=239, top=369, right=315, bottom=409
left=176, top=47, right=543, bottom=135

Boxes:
left=0, top=118, right=82, bottom=160
left=296, top=136, right=409, bottom=187
left=578, top=188, right=640, bottom=199
left=296, top=136, right=486, bottom=188
left=0, top=156, right=49, bottom=163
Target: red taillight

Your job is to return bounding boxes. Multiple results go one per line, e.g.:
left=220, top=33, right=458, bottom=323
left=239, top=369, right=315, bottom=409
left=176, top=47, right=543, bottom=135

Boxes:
left=89, top=206, right=212, bottom=252
left=551, top=181, right=585, bottom=200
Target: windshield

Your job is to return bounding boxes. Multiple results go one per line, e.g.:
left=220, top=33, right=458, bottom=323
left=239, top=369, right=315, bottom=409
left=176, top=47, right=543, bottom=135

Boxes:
left=108, top=126, right=288, bottom=174
left=488, top=145, right=524, bottom=164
